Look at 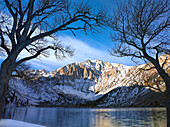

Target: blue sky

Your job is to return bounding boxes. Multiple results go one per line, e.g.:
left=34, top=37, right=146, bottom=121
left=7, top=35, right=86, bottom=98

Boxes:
left=0, top=0, right=137, bottom=71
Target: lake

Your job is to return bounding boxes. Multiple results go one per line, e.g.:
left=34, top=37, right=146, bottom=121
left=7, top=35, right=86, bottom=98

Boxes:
left=2, top=107, right=166, bottom=127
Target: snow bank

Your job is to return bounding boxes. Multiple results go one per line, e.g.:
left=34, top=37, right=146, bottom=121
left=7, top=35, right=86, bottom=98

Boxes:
left=0, top=119, right=46, bottom=127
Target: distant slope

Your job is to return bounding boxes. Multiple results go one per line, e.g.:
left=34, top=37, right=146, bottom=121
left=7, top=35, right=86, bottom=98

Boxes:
left=6, top=54, right=169, bottom=107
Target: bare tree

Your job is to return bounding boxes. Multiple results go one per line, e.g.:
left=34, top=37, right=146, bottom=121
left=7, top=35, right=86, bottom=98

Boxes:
left=108, top=0, right=170, bottom=125
left=139, top=57, right=169, bottom=94
left=0, top=0, right=107, bottom=119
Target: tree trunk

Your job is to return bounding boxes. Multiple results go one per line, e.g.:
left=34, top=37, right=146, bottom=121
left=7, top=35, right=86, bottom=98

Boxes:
left=149, top=59, right=170, bottom=127
left=163, top=76, right=170, bottom=127
left=156, top=69, right=169, bottom=127
left=166, top=83, right=170, bottom=127
left=0, top=61, right=11, bottom=119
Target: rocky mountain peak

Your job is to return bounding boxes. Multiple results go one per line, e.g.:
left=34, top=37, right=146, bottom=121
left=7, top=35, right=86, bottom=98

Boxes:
left=6, top=55, right=169, bottom=107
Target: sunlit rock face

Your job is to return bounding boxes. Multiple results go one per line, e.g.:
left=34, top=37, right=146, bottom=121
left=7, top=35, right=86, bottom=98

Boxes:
left=6, top=55, right=169, bottom=107
left=52, top=59, right=132, bottom=94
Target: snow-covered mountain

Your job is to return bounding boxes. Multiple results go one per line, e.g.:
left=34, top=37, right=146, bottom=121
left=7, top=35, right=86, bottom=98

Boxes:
left=6, top=54, right=169, bottom=107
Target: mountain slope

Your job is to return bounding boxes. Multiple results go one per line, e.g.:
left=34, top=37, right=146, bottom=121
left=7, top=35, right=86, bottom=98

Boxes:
left=6, top=54, right=169, bottom=107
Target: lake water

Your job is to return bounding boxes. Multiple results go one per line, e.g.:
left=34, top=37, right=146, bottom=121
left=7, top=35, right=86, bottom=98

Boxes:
left=2, top=107, right=166, bottom=127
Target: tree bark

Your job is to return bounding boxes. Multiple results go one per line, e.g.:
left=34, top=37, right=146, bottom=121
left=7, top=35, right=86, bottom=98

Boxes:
left=0, top=52, right=19, bottom=119
left=147, top=58, right=170, bottom=127
left=166, top=81, right=170, bottom=127
left=0, top=63, right=10, bottom=119
left=157, top=69, right=170, bottom=127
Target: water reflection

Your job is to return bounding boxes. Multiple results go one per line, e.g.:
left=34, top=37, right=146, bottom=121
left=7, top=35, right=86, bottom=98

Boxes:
left=3, top=107, right=166, bottom=127
left=92, top=108, right=166, bottom=127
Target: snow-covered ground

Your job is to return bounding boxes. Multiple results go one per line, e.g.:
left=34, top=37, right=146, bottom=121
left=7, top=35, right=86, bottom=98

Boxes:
left=0, top=119, right=45, bottom=127
left=5, top=58, right=167, bottom=107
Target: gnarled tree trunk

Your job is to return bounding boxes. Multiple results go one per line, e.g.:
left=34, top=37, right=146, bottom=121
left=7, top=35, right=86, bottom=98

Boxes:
left=148, top=58, right=170, bottom=127
left=156, top=69, right=170, bottom=127
left=0, top=60, right=13, bottom=119
left=166, top=81, right=170, bottom=127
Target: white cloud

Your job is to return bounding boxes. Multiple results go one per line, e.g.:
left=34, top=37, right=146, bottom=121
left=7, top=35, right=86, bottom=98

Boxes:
left=0, top=34, right=135, bottom=71
left=22, top=35, right=135, bottom=71
left=0, top=12, right=136, bottom=71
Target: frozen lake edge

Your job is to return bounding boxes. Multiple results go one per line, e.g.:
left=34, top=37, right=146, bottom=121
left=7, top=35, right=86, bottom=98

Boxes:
left=0, top=119, right=46, bottom=127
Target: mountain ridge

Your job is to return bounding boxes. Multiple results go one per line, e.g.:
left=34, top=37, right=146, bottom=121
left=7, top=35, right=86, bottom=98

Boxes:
left=6, top=54, right=169, bottom=107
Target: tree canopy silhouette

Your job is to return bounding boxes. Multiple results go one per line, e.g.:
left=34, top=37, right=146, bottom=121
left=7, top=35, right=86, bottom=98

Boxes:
left=0, top=0, right=107, bottom=119
left=108, top=0, right=170, bottom=126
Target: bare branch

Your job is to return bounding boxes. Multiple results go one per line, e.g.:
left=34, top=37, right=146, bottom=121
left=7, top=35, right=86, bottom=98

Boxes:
left=139, top=66, right=156, bottom=71
left=109, top=1, right=170, bottom=105
left=162, top=56, right=168, bottom=68
left=145, top=18, right=170, bottom=46
left=16, top=43, right=74, bottom=67
left=0, top=28, right=10, bottom=55
left=4, top=0, right=15, bottom=17
left=109, top=0, right=169, bottom=64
